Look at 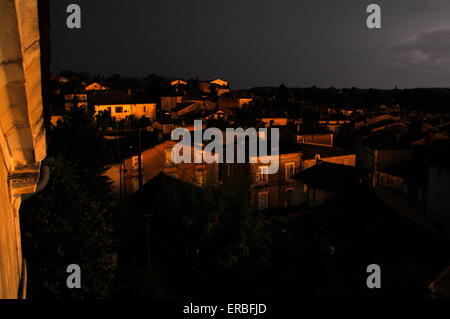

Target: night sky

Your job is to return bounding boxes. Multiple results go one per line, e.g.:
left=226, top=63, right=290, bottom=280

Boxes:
left=50, top=0, right=450, bottom=89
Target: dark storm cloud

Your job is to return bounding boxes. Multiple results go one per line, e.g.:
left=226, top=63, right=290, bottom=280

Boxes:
left=49, top=0, right=450, bottom=89
left=392, top=28, right=450, bottom=69
left=387, top=27, right=450, bottom=87
left=408, top=0, right=448, bottom=12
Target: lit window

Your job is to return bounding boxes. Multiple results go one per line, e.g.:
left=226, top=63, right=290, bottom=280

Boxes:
left=115, top=106, right=123, bottom=113
left=285, top=162, right=295, bottom=180
left=256, top=166, right=269, bottom=184
left=164, top=149, right=173, bottom=167
left=131, top=155, right=143, bottom=171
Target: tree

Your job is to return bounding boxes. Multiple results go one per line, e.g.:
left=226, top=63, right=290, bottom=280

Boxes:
left=96, top=110, right=114, bottom=129
left=21, top=157, right=117, bottom=299
left=275, top=83, right=291, bottom=106
left=187, top=175, right=272, bottom=271
left=122, top=173, right=273, bottom=298
left=20, top=104, right=117, bottom=299
left=49, top=104, right=112, bottom=177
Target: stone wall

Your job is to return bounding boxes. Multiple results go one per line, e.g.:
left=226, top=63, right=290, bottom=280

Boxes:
left=0, top=0, right=46, bottom=299
left=0, top=147, right=23, bottom=298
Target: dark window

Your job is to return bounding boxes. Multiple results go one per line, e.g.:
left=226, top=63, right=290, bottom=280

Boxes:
left=285, top=189, right=293, bottom=207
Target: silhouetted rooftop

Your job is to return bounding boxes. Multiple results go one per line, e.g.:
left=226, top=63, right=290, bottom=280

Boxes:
left=293, top=161, right=363, bottom=191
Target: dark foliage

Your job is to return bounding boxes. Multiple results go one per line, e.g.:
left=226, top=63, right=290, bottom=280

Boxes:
left=21, top=106, right=118, bottom=299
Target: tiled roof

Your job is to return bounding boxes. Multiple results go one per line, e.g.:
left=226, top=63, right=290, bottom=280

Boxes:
left=297, top=143, right=354, bottom=160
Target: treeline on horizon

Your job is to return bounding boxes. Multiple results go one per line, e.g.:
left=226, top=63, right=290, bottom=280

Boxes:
left=55, top=70, right=450, bottom=113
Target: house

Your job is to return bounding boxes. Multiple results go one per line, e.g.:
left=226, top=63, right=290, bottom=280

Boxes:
left=218, top=96, right=253, bottom=109
left=199, top=78, right=230, bottom=94
left=412, top=121, right=449, bottom=147
left=238, top=98, right=253, bottom=107
left=95, top=103, right=157, bottom=120
left=64, top=93, right=88, bottom=109
left=203, top=110, right=231, bottom=121
left=85, top=82, right=109, bottom=91
left=161, top=95, right=183, bottom=111
left=293, top=161, right=363, bottom=206
left=199, top=81, right=212, bottom=93
left=260, top=118, right=289, bottom=127
left=354, top=131, right=412, bottom=171
left=152, top=119, right=207, bottom=137
left=152, top=119, right=183, bottom=135
left=319, top=119, right=351, bottom=135
left=363, top=119, right=400, bottom=133
left=236, top=144, right=303, bottom=211
left=374, top=160, right=427, bottom=200
left=354, top=113, right=399, bottom=130
left=369, top=159, right=429, bottom=223
left=217, top=90, right=253, bottom=110
left=200, top=134, right=303, bottom=212
left=374, top=169, right=405, bottom=191
left=210, top=78, right=229, bottom=87
left=50, top=115, right=64, bottom=127
left=172, top=100, right=216, bottom=118
left=298, top=143, right=356, bottom=170
left=169, top=80, right=187, bottom=94
left=170, top=79, right=187, bottom=86
left=307, top=183, right=450, bottom=297
left=216, top=86, right=231, bottom=97
left=171, top=102, right=201, bottom=118
left=250, top=151, right=303, bottom=211
left=219, top=138, right=357, bottom=212
left=296, top=126, right=334, bottom=146
left=105, top=140, right=219, bottom=197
